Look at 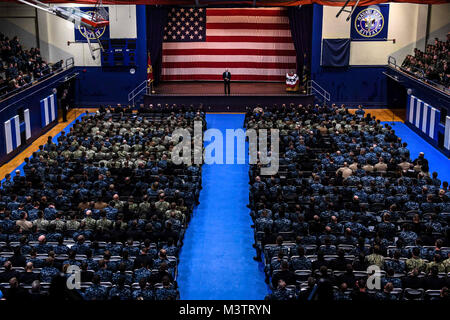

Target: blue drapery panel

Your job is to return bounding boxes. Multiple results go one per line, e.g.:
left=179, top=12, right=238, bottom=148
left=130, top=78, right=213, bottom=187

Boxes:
left=146, top=6, right=168, bottom=85
left=287, top=5, right=313, bottom=78
left=321, top=38, right=350, bottom=67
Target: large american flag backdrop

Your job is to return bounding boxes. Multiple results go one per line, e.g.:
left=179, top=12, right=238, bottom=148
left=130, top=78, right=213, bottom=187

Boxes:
left=161, top=7, right=296, bottom=82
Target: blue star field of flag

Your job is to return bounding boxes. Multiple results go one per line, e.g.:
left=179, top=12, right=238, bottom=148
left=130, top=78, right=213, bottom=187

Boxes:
left=163, top=7, right=207, bottom=42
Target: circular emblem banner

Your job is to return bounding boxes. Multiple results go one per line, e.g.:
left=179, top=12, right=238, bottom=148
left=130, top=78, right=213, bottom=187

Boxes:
left=351, top=5, right=389, bottom=40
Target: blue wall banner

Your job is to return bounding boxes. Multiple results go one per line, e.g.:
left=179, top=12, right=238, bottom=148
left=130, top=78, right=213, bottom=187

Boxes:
left=445, top=116, right=450, bottom=151
left=322, top=39, right=350, bottom=67
left=0, top=68, right=72, bottom=164
left=4, top=115, right=21, bottom=154
left=406, top=94, right=440, bottom=141
left=24, top=108, right=31, bottom=140
left=351, top=4, right=389, bottom=40
left=40, top=94, right=57, bottom=128
left=73, top=7, right=110, bottom=42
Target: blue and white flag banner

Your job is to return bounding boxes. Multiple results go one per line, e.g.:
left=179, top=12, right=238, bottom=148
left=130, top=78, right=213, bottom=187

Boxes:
left=444, top=116, right=450, bottom=151
left=40, top=94, right=57, bottom=127
left=4, top=115, right=21, bottom=154
left=406, top=94, right=440, bottom=141
left=24, top=108, right=31, bottom=140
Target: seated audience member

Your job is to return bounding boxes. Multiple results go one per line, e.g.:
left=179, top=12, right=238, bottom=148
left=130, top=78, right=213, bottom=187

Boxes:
left=401, top=36, right=450, bottom=88
left=0, top=33, right=56, bottom=97
left=246, top=102, right=449, bottom=300
left=0, top=107, right=205, bottom=300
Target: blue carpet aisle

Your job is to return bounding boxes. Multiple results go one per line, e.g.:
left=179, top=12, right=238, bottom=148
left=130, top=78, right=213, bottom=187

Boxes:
left=177, top=113, right=269, bottom=300
left=383, top=122, right=450, bottom=183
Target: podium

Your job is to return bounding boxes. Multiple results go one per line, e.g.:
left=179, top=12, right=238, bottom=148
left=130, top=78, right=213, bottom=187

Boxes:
left=285, top=72, right=300, bottom=92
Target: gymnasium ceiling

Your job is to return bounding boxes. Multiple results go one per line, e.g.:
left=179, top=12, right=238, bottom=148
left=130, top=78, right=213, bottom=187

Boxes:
left=3, top=0, right=449, bottom=6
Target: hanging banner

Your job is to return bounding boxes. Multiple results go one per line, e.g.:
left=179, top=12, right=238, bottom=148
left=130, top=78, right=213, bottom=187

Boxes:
left=351, top=4, right=389, bottom=40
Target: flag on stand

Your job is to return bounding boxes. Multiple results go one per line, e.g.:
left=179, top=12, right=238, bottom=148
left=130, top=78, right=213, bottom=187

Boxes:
left=147, top=52, right=154, bottom=84
left=161, top=7, right=296, bottom=82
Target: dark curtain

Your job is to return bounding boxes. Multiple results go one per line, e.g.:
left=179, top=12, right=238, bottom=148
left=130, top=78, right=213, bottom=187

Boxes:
left=322, top=39, right=350, bottom=67
left=287, top=5, right=313, bottom=80
left=146, top=5, right=168, bottom=86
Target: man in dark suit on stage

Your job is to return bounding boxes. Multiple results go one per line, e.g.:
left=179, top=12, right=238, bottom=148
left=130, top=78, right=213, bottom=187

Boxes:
left=223, top=69, right=231, bottom=95
left=60, top=89, right=69, bottom=122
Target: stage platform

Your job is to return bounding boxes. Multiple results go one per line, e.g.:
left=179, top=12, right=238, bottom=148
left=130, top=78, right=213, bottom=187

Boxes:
left=144, top=82, right=315, bottom=112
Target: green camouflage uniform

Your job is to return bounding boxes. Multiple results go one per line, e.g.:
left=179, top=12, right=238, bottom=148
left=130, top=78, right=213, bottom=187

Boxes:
left=112, top=200, right=124, bottom=211
left=138, top=202, right=152, bottom=215
left=164, top=209, right=184, bottom=223
left=128, top=203, right=139, bottom=215
left=114, top=220, right=128, bottom=231
left=426, top=261, right=446, bottom=273
left=96, top=218, right=113, bottom=232
left=365, top=253, right=385, bottom=268
left=443, top=258, right=450, bottom=273
left=82, top=217, right=97, bottom=230
left=33, top=218, right=49, bottom=232
left=50, top=219, right=66, bottom=232
left=155, top=201, right=170, bottom=215
left=66, top=220, right=80, bottom=231
left=73, top=149, right=83, bottom=159
left=406, top=257, right=427, bottom=272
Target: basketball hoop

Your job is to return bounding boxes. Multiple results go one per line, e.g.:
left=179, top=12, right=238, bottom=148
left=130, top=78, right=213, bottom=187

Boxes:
left=16, top=0, right=109, bottom=60
left=92, top=0, right=109, bottom=26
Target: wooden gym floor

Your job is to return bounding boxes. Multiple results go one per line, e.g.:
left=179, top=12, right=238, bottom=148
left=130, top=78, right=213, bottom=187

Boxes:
left=348, top=108, right=405, bottom=122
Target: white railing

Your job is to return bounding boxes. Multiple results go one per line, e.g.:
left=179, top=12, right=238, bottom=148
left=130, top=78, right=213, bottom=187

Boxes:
left=307, top=80, right=330, bottom=104
left=387, top=55, right=449, bottom=94
left=128, top=80, right=150, bottom=106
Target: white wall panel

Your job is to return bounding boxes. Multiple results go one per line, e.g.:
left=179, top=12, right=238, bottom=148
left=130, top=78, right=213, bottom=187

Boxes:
left=0, top=18, right=37, bottom=49
left=428, top=3, right=450, bottom=42
left=108, top=5, right=137, bottom=39
left=322, top=6, right=351, bottom=39
left=0, top=3, right=38, bottom=49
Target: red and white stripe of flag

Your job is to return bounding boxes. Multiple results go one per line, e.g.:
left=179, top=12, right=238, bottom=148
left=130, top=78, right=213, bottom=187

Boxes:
left=162, top=8, right=296, bottom=82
